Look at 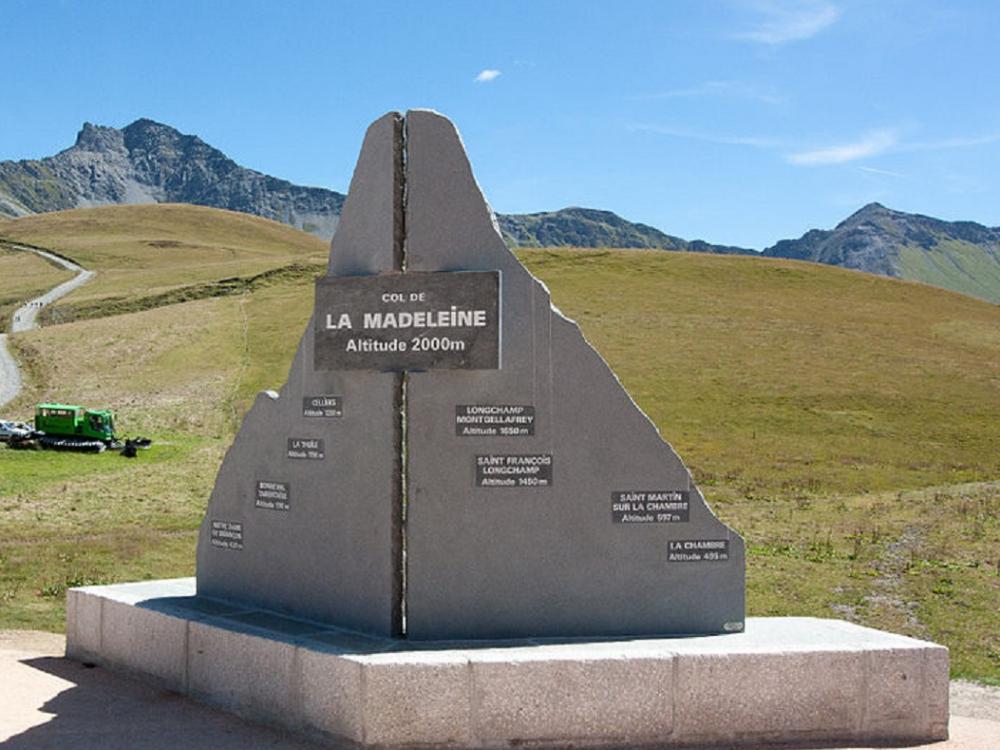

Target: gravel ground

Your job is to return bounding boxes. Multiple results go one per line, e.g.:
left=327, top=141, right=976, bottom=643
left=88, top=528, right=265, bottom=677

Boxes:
left=951, top=679, right=1000, bottom=722
left=0, top=244, right=94, bottom=408
left=1, top=630, right=998, bottom=749
left=0, top=334, right=22, bottom=408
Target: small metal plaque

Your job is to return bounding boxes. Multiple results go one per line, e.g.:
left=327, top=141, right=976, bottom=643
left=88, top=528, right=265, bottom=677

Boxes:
left=314, top=271, right=500, bottom=371
left=476, top=454, right=552, bottom=488
left=210, top=520, right=243, bottom=551
left=303, top=395, right=342, bottom=418
left=287, top=438, right=325, bottom=460
left=612, top=490, right=690, bottom=523
left=667, top=539, right=729, bottom=562
left=255, top=480, right=290, bottom=511
left=456, top=405, right=535, bottom=437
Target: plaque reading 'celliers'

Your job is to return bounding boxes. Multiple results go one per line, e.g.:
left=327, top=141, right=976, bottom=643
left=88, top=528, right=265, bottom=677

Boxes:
left=314, top=271, right=500, bottom=371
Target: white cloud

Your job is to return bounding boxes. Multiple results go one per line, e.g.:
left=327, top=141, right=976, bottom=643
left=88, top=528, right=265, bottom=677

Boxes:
left=646, top=80, right=784, bottom=105
left=627, top=123, right=780, bottom=148
left=734, top=1, right=841, bottom=45
left=787, top=129, right=898, bottom=165
left=859, top=166, right=904, bottom=178
left=902, top=133, right=1000, bottom=152
left=632, top=120, right=1000, bottom=169
left=474, top=69, right=502, bottom=83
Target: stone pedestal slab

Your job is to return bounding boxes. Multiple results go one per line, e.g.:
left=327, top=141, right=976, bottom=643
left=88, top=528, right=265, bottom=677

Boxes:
left=67, top=579, right=949, bottom=749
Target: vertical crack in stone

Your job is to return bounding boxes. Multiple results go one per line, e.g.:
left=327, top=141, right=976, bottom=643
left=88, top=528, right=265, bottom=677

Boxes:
left=394, top=113, right=406, bottom=273
left=392, top=112, right=407, bottom=637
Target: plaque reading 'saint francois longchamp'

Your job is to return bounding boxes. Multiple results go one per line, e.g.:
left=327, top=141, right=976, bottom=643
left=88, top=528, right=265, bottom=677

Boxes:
left=314, top=271, right=500, bottom=371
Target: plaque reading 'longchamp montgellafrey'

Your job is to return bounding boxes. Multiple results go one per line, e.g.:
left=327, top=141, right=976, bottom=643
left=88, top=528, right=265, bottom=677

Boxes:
left=314, top=271, right=500, bottom=371
left=456, top=405, right=535, bottom=436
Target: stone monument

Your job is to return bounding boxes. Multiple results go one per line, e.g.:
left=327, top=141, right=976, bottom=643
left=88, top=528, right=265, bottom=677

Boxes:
left=195, top=109, right=744, bottom=640
left=66, top=111, right=950, bottom=749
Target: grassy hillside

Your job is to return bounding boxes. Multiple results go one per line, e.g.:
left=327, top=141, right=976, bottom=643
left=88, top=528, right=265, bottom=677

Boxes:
left=900, top=240, right=1000, bottom=304
left=0, top=204, right=328, bottom=323
left=525, top=251, right=1000, bottom=497
left=0, top=214, right=997, bottom=682
left=522, top=250, right=1000, bottom=681
left=0, top=243, right=74, bottom=330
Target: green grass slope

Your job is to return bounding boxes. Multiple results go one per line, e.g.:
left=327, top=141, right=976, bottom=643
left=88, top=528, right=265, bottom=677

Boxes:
left=0, top=243, right=73, bottom=330
left=900, top=240, right=1000, bottom=304
left=0, top=223, right=996, bottom=681
left=0, top=204, right=329, bottom=322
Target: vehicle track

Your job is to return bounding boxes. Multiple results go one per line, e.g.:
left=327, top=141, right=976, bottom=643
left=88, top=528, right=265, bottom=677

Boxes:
left=0, top=244, right=94, bottom=408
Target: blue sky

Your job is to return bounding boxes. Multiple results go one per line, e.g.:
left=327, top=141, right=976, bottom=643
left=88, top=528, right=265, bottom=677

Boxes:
left=2, top=0, right=999, bottom=249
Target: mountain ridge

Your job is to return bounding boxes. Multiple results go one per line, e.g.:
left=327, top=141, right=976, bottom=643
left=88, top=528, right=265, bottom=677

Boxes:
left=495, top=206, right=754, bottom=254
left=3, top=120, right=1000, bottom=302
left=0, top=119, right=345, bottom=237
left=0, top=119, right=752, bottom=254
left=763, top=202, right=1000, bottom=303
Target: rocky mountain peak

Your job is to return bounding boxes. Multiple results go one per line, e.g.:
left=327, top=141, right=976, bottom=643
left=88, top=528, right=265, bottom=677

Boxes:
left=0, top=118, right=344, bottom=236
left=856, top=201, right=889, bottom=215
left=122, top=118, right=194, bottom=151
left=838, top=202, right=901, bottom=227
left=763, top=202, right=1000, bottom=302
left=73, top=122, right=125, bottom=153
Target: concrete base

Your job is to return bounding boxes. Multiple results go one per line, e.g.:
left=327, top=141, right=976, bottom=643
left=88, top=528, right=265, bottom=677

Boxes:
left=66, top=579, right=949, bottom=749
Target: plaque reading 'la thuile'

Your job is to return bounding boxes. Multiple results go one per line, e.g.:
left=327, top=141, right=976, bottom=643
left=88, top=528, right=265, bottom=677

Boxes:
left=313, top=271, right=500, bottom=371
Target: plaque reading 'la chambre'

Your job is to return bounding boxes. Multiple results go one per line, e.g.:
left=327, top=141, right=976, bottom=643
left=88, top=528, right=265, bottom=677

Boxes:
left=314, top=271, right=500, bottom=371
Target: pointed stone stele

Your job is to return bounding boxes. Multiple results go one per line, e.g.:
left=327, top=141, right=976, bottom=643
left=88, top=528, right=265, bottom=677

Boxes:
left=68, top=112, right=949, bottom=750
left=403, top=111, right=744, bottom=638
left=195, top=113, right=404, bottom=636
left=196, top=109, right=744, bottom=640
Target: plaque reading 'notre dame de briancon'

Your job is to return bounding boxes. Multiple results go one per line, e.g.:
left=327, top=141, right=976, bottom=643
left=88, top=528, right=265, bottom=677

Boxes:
left=196, top=109, right=745, bottom=641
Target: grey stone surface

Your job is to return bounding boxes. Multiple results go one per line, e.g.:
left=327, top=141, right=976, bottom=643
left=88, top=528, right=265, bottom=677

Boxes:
left=403, top=109, right=744, bottom=639
left=327, top=112, right=402, bottom=276
left=298, top=647, right=364, bottom=742
left=674, top=650, right=864, bottom=742
left=361, top=652, right=475, bottom=746
left=472, top=652, right=674, bottom=743
left=64, top=583, right=953, bottom=749
left=64, top=588, right=101, bottom=661
left=864, top=647, right=950, bottom=741
left=187, top=618, right=303, bottom=727
left=195, top=113, right=403, bottom=636
left=100, top=598, right=188, bottom=691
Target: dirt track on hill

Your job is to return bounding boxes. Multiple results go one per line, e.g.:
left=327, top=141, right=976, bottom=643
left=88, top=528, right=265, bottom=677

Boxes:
left=0, top=244, right=93, bottom=408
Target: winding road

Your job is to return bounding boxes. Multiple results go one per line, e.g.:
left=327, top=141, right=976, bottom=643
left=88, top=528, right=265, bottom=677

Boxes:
left=0, top=244, right=94, bottom=408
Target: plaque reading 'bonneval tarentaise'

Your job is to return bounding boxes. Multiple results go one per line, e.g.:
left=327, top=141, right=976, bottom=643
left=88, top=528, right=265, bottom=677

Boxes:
left=195, top=109, right=745, bottom=640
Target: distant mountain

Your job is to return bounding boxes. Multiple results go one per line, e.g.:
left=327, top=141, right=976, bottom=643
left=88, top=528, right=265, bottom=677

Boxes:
left=496, top=207, right=754, bottom=254
left=0, top=120, right=345, bottom=237
left=763, top=203, right=1000, bottom=304
left=0, top=119, right=751, bottom=255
